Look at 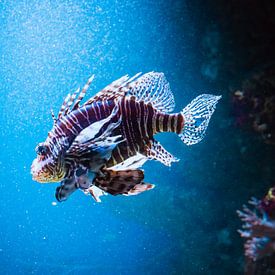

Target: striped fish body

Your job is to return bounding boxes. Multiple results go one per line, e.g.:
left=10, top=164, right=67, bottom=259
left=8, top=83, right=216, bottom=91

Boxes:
left=104, top=97, right=184, bottom=167
left=58, top=96, right=184, bottom=170
left=31, top=72, right=221, bottom=203
left=49, top=99, right=116, bottom=148
left=54, top=97, right=182, bottom=142
left=45, top=72, right=220, bottom=172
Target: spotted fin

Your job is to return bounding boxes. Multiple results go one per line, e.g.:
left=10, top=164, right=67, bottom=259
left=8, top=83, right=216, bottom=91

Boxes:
left=123, top=183, right=155, bottom=196
left=145, top=140, right=179, bottom=166
left=84, top=73, right=141, bottom=105
left=93, top=168, right=154, bottom=196
left=180, top=94, right=221, bottom=145
left=84, top=72, right=175, bottom=113
left=126, top=72, right=175, bottom=113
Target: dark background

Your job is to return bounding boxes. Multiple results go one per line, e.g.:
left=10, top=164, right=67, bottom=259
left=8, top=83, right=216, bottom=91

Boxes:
left=0, top=0, right=275, bottom=274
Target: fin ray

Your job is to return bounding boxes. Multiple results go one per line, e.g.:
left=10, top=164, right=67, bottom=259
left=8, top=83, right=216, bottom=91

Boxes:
left=126, top=72, right=175, bottom=113
left=180, top=94, right=221, bottom=145
left=108, top=152, right=148, bottom=170
left=58, top=75, right=95, bottom=119
left=145, top=140, right=179, bottom=166
left=93, top=168, right=153, bottom=196
left=83, top=72, right=175, bottom=113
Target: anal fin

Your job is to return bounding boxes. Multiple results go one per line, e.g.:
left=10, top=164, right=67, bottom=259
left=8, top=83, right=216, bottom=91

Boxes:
left=145, top=140, right=179, bottom=167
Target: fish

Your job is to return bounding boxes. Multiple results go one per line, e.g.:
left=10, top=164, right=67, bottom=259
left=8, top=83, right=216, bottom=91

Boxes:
left=31, top=72, right=221, bottom=202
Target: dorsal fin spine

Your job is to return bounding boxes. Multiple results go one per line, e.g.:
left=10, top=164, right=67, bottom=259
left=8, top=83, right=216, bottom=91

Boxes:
left=51, top=109, right=57, bottom=124
left=58, top=75, right=94, bottom=119
left=58, top=94, right=71, bottom=119
left=64, top=88, right=79, bottom=115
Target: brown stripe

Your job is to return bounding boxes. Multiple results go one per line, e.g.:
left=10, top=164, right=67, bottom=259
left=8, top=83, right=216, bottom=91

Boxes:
left=87, top=104, right=97, bottom=124
left=121, top=99, right=133, bottom=154
left=146, top=103, right=154, bottom=138
left=116, top=146, right=125, bottom=162
left=162, top=114, right=169, bottom=132
left=152, top=111, right=157, bottom=134
left=167, top=115, right=172, bottom=132
left=129, top=99, right=142, bottom=148
left=95, top=102, right=102, bottom=120
left=96, top=101, right=104, bottom=119
left=126, top=99, right=137, bottom=152
left=111, top=147, right=122, bottom=164
left=102, top=100, right=109, bottom=117
left=136, top=100, right=143, bottom=142
left=158, top=114, right=164, bottom=132
left=170, top=115, right=175, bottom=132
left=77, top=108, right=90, bottom=124
left=140, top=101, right=147, bottom=139
left=156, top=113, right=161, bottom=132
left=176, top=113, right=184, bottom=134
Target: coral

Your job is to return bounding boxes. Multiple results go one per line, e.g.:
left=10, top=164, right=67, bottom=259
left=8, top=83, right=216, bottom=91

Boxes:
left=237, top=187, right=275, bottom=274
left=232, top=68, right=275, bottom=145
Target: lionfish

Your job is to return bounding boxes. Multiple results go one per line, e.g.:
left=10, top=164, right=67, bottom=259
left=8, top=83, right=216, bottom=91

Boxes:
left=31, top=72, right=221, bottom=202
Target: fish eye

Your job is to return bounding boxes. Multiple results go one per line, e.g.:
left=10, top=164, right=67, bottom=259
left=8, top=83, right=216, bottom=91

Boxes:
left=35, top=143, right=48, bottom=156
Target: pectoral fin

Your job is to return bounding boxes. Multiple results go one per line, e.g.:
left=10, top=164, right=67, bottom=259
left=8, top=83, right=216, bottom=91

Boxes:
left=55, top=178, right=78, bottom=202
left=93, top=168, right=154, bottom=196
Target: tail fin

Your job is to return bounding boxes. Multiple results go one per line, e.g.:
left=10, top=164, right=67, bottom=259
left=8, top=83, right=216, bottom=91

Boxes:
left=180, top=94, right=221, bottom=145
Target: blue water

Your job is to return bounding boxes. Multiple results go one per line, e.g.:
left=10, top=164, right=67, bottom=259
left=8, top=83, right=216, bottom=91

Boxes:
left=2, top=1, right=274, bottom=274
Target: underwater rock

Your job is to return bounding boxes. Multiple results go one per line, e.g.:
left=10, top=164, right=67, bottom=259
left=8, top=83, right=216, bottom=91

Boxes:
left=237, top=186, right=275, bottom=275
left=232, top=67, right=275, bottom=145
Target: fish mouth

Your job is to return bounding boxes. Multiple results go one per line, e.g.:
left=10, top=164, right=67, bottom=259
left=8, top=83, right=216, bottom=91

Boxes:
left=31, top=160, right=65, bottom=183
left=31, top=167, right=49, bottom=183
left=31, top=154, right=66, bottom=183
left=31, top=158, right=52, bottom=183
left=32, top=174, right=49, bottom=183
left=31, top=169, right=59, bottom=183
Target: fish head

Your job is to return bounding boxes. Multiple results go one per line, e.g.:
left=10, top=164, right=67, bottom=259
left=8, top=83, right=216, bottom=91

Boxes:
left=31, top=142, right=66, bottom=183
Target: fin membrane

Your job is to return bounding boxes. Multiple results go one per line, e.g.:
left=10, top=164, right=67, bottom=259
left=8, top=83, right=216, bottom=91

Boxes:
left=180, top=94, right=221, bottom=145
left=83, top=74, right=140, bottom=105
left=126, top=72, right=175, bottom=113
left=55, top=178, right=78, bottom=202
left=93, top=168, right=154, bottom=196
left=73, top=104, right=121, bottom=144
left=57, top=72, right=175, bottom=120
left=109, top=152, right=147, bottom=170
left=84, top=72, right=175, bottom=113
left=67, top=105, right=123, bottom=165
left=85, top=185, right=107, bottom=202
left=145, top=140, right=179, bottom=166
